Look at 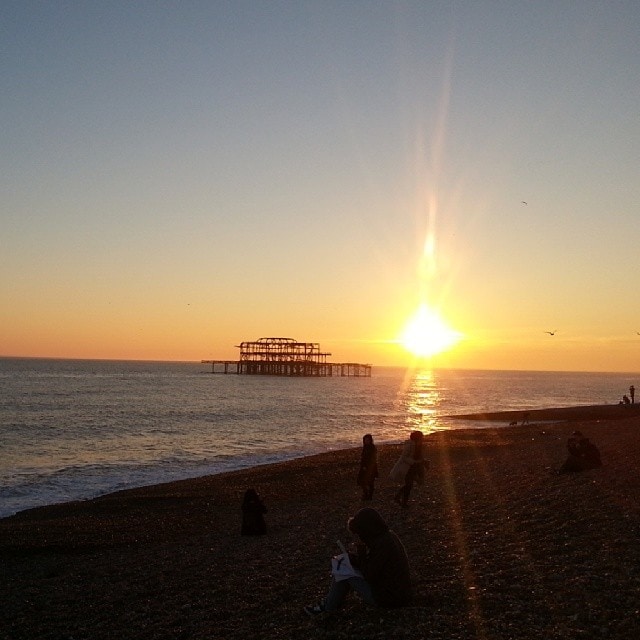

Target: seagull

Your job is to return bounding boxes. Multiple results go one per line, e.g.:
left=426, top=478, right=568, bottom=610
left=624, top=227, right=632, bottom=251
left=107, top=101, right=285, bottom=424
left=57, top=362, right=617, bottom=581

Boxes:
left=545, top=330, right=557, bottom=336
left=521, top=201, right=528, bottom=205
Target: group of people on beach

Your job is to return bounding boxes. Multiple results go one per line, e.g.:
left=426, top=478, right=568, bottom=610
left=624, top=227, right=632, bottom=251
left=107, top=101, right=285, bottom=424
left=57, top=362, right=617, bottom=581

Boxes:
left=240, top=429, right=427, bottom=537
left=304, top=430, right=427, bottom=616
left=620, top=384, right=635, bottom=405
left=357, top=430, right=428, bottom=508
left=241, top=430, right=427, bottom=616
left=308, top=426, right=604, bottom=616
left=244, top=424, right=604, bottom=618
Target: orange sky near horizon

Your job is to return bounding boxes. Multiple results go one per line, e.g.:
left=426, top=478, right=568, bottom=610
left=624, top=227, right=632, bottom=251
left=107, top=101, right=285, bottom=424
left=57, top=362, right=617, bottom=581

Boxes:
left=5, top=301, right=640, bottom=373
left=3, top=4, right=640, bottom=373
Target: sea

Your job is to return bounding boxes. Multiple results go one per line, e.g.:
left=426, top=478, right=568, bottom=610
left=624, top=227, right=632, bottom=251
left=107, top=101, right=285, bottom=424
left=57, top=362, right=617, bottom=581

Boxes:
left=1, top=358, right=637, bottom=519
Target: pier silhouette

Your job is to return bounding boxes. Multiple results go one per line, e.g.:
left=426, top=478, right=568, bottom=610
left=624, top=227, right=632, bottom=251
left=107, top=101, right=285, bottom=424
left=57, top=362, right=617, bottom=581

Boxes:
left=202, top=337, right=371, bottom=377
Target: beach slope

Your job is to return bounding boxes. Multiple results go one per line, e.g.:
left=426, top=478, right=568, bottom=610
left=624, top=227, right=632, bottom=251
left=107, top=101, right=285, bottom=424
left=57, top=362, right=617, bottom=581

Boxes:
left=2, top=416, right=640, bottom=639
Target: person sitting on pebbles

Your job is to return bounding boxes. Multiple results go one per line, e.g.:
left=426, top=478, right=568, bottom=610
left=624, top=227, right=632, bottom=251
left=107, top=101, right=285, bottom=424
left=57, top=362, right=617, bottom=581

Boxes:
left=240, top=488, right=267, bottom=535
left=559, top=430, right=602, bottom=473
left=304, top=507, right=412, bottom=616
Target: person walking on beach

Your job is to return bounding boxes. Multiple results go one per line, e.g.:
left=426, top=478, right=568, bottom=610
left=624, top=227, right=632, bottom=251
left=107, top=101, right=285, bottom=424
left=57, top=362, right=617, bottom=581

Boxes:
left=630, top=385, right=635, bottom=404
left=390, top=430, right=427, bottom=508
left=241, top=488, right=267, bottom=535
left=304, top=507, right=412, bottom=615
left=357, top=434, right=378, bottom=500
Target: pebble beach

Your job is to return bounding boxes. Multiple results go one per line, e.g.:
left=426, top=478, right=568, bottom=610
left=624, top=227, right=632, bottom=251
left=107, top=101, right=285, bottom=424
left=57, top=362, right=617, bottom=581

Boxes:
left=2, top=414, right=640, bottom=639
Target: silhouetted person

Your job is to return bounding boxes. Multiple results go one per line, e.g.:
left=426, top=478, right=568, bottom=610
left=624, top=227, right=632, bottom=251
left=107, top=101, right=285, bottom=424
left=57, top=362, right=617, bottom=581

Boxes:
left=623, top=394, right=631, bottom=405
left=630, top=385, right=635, bottom=404
left=241, top=488, right=267, bottom=535
left=559, top=431, right=602, bottom=473
left=390, top=430, right=427, bottom=507
left=303, top=507, right=412, bottom=615
left=357, top=434, right=378, bottom=500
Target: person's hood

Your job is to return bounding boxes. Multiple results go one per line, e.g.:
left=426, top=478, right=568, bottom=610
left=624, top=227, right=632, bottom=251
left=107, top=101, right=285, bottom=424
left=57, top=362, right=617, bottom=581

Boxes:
left=348, top=508, right=389, bottom=543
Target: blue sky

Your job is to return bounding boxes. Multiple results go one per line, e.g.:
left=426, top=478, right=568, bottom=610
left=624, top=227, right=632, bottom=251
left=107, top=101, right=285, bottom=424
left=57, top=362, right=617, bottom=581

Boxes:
left=3, top=1, right=640, bottom=370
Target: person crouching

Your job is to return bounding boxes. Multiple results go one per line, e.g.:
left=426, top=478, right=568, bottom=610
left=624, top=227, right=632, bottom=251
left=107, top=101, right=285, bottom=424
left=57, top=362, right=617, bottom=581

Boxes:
left=304, top=507, right=412, bottom=615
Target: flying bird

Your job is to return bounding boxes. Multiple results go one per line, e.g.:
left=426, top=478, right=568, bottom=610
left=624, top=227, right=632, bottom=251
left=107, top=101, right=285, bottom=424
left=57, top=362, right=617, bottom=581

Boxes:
left=521, top=201, right=528, bottom=205
left=545, top=330, right=557, bottom=336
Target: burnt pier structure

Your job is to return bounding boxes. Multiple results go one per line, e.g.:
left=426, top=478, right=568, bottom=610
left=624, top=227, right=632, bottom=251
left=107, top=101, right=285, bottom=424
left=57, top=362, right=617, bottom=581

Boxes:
left=202, top=337, right=371, bottom=377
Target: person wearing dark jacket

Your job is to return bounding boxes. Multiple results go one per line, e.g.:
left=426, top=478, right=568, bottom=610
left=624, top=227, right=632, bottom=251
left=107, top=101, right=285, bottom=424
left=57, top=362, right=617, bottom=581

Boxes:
left=357, top=434, right=378, bottom=500
left=559, top=431, right=602, bottom=473
left=241, top=488, right=267, bottom=535
left=304, top=508, right=412, bottom=615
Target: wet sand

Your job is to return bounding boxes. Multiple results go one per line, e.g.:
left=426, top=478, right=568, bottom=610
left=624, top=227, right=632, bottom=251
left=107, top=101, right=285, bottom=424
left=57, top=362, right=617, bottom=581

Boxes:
left=2, top=412, right=640, bottom=639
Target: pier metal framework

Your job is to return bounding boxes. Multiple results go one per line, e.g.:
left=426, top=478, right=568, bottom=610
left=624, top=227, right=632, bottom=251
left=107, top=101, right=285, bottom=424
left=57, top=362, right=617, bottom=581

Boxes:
left=202, top=337, right=371, bottom=377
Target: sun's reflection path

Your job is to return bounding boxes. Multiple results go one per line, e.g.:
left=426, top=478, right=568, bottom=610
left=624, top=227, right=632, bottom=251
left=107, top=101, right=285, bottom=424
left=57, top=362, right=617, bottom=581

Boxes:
left=403, top=368, right=442, bottom=434
left=436, top=437, right=489, bottom=639
left=400, top=368, right=489, bottom=634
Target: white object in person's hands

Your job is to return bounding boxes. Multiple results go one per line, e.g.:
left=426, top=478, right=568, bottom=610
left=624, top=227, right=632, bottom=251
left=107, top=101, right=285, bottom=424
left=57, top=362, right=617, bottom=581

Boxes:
left=331, top=540, right=363, bottom=581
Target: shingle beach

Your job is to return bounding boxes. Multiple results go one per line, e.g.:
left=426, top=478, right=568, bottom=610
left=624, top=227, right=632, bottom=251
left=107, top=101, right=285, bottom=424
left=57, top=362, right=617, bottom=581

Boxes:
left=2, top=415, right=640, bottom=639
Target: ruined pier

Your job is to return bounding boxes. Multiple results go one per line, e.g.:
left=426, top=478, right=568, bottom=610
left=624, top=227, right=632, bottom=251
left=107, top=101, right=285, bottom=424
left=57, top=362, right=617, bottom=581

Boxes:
left=202, top=337, right=371, bottom=377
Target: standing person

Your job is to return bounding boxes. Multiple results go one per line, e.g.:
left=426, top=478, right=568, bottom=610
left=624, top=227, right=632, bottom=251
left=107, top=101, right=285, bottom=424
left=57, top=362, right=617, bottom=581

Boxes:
left=357, top=434, right=378, bottom=500
left=241, top=488, right=267, bottom=535
left=390, top=430, right=426, bottom=508
left=630, top=385, right=635, bottom=404
left=304, top=507, right=412, bottom=615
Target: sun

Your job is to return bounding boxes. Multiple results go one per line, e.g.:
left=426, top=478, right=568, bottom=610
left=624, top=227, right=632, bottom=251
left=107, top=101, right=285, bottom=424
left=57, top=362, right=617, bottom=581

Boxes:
left=400, top=303, right=462, bottom=358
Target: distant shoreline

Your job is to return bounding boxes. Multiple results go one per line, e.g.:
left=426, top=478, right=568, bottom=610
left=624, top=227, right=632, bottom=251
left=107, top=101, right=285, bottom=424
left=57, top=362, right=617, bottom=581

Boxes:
left=447, top=402, right=640, bottom=423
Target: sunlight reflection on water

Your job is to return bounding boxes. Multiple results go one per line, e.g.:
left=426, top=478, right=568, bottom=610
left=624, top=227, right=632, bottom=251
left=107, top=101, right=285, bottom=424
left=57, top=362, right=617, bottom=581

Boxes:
left=403, top=369, right=443, bottom=433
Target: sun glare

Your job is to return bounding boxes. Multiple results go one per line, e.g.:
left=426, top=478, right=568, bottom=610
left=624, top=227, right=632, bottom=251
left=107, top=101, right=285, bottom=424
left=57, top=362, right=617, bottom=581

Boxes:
left=400, top=304, right=462, bottom=358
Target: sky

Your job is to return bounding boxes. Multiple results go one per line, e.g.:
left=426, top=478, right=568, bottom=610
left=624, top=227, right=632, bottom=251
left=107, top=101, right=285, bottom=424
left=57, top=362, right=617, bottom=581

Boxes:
left=2, top=1, right=640, bottom=371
